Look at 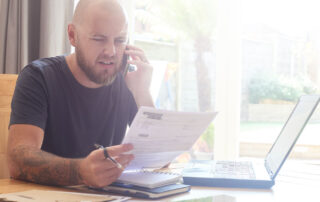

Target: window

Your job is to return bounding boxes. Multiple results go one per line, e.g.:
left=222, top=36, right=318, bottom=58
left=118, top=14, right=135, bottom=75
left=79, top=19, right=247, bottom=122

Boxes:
left=240, top=0, right=320, bottom=159
left=132, top=0, right=218, bottom=161
left=132, top=0, right=320, bottom=161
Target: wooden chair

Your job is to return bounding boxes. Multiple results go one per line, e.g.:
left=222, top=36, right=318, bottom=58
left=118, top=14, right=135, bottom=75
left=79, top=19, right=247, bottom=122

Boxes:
left=0, top=74, right=18, bottom=179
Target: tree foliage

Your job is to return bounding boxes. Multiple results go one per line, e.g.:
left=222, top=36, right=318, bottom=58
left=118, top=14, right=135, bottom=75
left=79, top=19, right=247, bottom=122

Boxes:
left=135, top=0, right=218, bottom=112
left=135, top=0, right=217, bottom=43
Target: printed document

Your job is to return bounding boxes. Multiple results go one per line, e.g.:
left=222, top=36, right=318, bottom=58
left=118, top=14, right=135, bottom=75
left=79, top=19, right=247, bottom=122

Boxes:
left=122, top=107, right=218, bottom=170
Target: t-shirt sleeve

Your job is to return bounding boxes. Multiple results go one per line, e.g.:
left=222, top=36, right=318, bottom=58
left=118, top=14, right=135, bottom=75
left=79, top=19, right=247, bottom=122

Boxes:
left=9, top=66, right=48, bottom=130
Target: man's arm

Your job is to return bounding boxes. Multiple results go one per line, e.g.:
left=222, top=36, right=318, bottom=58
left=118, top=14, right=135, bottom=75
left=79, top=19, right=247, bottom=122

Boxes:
left=124, top=45, right=155, bottom=108
left=7, top=124, right=134, bottom=187
left=7, top=124, right=82, bottom=186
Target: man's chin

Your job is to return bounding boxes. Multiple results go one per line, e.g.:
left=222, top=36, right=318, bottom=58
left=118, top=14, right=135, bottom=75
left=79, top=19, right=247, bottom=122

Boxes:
left=92, top=73, right=117, bottom=86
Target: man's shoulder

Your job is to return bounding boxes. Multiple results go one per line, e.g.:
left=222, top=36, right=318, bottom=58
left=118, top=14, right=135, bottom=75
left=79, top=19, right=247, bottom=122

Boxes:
left=19, top=55, right=67, bottom=81
left=17, top=55, right=68, bottom=87
left=27, top=55, right=66, bottom=72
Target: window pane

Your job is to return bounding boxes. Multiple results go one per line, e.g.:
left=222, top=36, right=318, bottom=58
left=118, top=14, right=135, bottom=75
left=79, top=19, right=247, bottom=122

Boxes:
left=240, top=0, right=320, bottom=159
left=133, top=0, right=217, bottom=161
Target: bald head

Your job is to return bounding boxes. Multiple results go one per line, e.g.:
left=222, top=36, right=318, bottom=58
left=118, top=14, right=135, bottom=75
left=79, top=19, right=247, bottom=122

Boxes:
left=67, top=0, right=130, bottom=88
left=72, top=0, right=127, bottom=27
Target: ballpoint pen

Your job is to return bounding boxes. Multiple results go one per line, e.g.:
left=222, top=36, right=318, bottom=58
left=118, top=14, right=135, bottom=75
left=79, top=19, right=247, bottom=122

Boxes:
left=94, top=143, right=124, bottom=170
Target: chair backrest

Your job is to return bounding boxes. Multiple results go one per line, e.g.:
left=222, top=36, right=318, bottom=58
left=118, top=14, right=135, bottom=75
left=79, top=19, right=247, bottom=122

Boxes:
left=0, top=74, right=18, bottom=179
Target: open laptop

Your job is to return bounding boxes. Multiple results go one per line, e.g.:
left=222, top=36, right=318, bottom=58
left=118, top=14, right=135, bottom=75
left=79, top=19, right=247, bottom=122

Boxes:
left=182, top=94, right=320, bottom=189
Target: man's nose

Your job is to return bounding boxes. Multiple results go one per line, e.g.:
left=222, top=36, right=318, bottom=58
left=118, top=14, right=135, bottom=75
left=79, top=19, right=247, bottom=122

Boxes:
left=102, top=41, right=116, bottom=56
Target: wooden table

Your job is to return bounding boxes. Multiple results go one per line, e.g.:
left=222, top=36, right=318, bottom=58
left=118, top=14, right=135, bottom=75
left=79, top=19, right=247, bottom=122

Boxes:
left=1, top=161, right=319, bottom=201
left=0, top=178, right=318, bottom=202
left=0, top=179, right=71, bottom=193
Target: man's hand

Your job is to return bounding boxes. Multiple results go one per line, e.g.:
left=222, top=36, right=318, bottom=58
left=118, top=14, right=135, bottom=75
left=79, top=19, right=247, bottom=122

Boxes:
left=7, top=124, right=134, bottom=187
left=79, top=144, right=134, bottom=188
left=124, top=45, right=154, bottom=107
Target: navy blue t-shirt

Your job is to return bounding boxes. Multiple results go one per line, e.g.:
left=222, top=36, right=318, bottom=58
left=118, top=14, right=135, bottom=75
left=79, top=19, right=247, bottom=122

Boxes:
left=10, top=56, right=138, bottom=158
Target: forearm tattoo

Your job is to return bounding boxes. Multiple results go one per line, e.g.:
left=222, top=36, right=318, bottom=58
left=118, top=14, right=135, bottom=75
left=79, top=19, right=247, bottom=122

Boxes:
left=10, top=145, right=82, bottom=186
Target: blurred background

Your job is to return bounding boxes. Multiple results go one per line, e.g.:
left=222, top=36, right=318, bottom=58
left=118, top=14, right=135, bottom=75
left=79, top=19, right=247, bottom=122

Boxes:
left=2, top=0, right=320, bottom=163
left=120, top=0, right=320, bottom=163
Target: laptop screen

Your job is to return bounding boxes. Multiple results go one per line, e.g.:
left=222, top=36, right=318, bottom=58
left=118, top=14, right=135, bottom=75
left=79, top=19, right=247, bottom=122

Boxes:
left=265, top=95, right=320, bottom=179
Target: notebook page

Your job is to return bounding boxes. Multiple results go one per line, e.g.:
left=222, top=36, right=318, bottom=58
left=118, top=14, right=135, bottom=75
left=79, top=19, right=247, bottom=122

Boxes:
left=117, top=171, right=181, bottom=188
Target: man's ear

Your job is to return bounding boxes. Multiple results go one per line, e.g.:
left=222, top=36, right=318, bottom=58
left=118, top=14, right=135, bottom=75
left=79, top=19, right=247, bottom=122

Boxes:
left=68, top=24, right=77, bottom=47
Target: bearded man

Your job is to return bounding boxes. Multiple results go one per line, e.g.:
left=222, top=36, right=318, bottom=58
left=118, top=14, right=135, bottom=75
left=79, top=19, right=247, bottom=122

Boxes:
left=7, top=0, right=154, bottom=188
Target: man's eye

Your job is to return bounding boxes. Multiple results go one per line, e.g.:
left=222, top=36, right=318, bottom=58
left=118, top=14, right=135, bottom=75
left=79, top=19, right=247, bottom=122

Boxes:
left=115, top=39, right=127, bottom=44
left=92, top=38, right=105, bottom=42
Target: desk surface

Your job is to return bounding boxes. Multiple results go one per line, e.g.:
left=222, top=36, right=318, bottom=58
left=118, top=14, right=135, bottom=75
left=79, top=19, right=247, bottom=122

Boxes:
left=0, top=178, right=318, bottom=202
left=1, top=161, right=320, bottom=202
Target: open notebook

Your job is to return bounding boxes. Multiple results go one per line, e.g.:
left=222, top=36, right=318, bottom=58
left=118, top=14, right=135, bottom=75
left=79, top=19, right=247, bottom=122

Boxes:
left=116, top=170, right=182, bottom=189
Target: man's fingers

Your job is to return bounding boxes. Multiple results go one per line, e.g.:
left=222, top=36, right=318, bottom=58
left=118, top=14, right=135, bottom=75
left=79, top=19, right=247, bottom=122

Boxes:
left=125, top=49, right=149, bottom=63
left=93, top=144, right=133, bottom=160
left=106, top=143, right=133, bottom=157
left=90, top=149, right=134, bottom=171
left=115, top=154, right=134, bottom=167
left=126, top=44, right=143, bottom=51
left=99, top=153, right=134, bottom=170
left=82, top=146, right=134, bottom=188
left=127, top=60, right=152, bottom=69
left=92, top=168, right=123, bottom=188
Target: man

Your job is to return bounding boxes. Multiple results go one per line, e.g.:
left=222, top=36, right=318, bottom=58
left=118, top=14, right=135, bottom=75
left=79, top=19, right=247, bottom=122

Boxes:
left=7, top=0, right=154, bottom=188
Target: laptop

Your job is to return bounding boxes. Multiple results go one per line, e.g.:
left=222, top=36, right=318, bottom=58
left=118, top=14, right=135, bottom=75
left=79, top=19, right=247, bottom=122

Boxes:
left=182, top=94, right=320, bottom=189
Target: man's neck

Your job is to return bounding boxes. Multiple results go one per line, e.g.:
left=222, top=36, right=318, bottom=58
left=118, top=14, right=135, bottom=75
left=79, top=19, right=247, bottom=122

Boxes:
left=65, top=54, right=103, bottom=89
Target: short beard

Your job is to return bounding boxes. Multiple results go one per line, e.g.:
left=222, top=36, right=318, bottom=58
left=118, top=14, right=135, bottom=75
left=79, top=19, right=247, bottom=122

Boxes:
left=76, top=47, right=117, bottom=86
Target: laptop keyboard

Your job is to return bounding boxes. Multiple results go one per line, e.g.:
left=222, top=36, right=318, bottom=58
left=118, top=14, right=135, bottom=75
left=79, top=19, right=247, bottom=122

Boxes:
left=213, top=161, right=256, bottom=179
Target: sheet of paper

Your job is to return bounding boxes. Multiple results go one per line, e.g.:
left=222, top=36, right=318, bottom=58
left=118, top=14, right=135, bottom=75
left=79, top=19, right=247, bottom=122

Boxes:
left=122, top=107, right=218, bottom=170
left=0, top=189, right=129, bottom=202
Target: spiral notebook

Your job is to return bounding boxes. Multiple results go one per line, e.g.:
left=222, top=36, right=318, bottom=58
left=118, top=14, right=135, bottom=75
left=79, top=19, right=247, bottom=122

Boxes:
left=116, top=170, right=182, bottom=189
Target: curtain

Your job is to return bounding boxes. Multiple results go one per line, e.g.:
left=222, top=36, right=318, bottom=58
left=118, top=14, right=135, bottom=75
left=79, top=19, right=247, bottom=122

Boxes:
left=0, top=0, right=74, bottom=74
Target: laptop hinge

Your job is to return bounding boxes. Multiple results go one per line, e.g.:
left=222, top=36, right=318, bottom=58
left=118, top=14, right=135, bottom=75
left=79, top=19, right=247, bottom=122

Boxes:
left=264, top=159, right=274, bottom=180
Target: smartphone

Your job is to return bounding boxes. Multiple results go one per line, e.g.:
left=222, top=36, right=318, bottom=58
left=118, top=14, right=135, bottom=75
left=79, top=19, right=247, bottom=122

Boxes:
left=121, top=50, right=135, bottom=77
left=121, top=53, right=130, bottom=77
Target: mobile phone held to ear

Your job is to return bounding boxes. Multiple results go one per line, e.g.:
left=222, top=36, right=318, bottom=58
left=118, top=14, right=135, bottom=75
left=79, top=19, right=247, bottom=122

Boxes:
left=121, top=52, right=135, bottom=77
left=121, top=53, right=130, bottom=77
